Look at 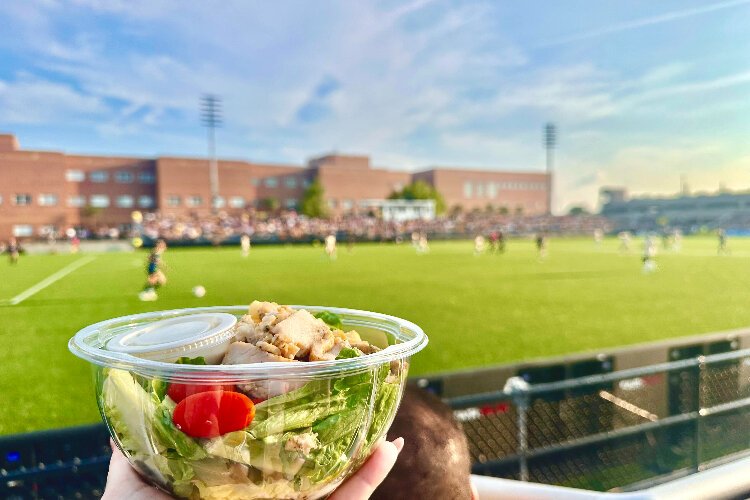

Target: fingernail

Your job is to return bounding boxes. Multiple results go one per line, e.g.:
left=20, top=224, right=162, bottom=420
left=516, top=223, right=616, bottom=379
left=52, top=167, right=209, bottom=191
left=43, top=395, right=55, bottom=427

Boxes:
left=393, top=437, right=404, bottom=453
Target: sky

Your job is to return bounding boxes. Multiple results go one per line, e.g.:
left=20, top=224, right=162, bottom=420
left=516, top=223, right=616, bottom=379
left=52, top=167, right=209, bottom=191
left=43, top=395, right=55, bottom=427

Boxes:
left=0, top=0, right=749, bottom=212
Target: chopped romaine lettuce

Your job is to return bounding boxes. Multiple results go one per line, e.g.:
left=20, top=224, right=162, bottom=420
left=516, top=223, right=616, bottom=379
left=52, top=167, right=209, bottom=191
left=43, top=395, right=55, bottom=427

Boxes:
left=314, top=311, right=343, bottom=330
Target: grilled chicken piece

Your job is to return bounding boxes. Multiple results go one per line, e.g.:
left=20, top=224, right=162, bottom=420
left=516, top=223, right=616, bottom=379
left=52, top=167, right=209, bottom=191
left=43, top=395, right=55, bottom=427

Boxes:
left=222, top=341, right=293, bottom=364
left=271, top=310, right=329, bottom=359
left=309, top=331, right=337, bottom=361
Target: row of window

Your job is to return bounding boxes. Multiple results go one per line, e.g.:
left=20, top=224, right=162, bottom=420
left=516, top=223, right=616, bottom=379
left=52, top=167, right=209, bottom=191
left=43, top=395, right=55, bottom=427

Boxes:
left=5, top=193, right=154, bottom=208
left=65, top=170, right=307, bottom=188
left=251, top=177, right=310, bottom=189
left=165, top=195, right=298, bottom=209
left=463, top=181, right=547, bottom=199
left=65, top=169, right=156, bottom=184
left=329, top=199, right=356, bottom=210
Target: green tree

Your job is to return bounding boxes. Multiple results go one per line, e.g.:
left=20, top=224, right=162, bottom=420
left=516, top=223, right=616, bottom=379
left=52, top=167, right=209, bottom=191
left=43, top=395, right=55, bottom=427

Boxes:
left=388, top=180, right=446, bottom=214
left=260, top=197, right=280, bottom=212
left=300, top=179, right=328, bottom=218
left=568, top=206, right=590, bottom=216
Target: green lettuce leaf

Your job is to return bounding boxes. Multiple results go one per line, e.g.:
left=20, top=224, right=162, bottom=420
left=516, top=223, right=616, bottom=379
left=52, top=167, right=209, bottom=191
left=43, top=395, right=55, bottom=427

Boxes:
left=314, top=311, right=343, bottom=330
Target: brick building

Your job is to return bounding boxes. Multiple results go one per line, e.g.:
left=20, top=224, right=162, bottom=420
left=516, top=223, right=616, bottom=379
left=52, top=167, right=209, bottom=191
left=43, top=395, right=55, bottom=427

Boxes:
left=0, top=133, right=550, bottom=239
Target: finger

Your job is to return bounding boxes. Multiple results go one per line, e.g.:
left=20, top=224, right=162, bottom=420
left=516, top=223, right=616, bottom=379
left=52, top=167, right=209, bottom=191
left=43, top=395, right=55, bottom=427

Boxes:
left=330, top=438, right=403, bottom=500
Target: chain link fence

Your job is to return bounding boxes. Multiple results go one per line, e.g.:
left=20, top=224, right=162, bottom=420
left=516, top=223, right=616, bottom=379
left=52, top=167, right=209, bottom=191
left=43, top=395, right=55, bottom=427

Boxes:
left=447, top=348, right=750, bottom=492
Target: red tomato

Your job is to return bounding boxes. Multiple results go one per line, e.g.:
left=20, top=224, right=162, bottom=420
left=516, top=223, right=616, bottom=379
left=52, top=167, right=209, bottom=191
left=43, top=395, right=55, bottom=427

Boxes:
left=167, top=383, right=235, bottom=403
left=172, top=391, right=255, bottom=438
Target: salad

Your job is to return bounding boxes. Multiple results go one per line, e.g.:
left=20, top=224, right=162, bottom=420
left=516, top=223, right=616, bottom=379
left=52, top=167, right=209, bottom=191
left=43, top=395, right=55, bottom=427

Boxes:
left=99, top=301, right=403, bottom=499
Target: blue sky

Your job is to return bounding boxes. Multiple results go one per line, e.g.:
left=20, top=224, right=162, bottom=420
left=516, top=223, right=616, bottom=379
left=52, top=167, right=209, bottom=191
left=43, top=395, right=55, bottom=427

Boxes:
left=0, top=0, right=749, bottom=212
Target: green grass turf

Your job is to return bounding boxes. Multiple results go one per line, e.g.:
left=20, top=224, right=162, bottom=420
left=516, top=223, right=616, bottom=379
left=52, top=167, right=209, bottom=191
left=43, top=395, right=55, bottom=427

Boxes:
left=1, top=236, right=749, bottom=434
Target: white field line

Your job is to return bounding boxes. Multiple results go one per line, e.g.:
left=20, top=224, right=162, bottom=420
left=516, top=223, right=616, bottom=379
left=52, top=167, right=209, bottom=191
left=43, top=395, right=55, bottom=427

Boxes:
left=6, top=256, right=97, bottom=305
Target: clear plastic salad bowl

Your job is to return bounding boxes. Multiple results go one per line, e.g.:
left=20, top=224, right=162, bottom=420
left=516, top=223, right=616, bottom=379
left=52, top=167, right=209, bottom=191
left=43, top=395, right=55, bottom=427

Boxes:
left=69, top=305, right=427, bottom=500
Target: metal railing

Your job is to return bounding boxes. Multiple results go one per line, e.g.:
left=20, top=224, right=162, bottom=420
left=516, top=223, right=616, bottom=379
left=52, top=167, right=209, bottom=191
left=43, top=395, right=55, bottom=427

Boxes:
left=447, top=347, right=750, bottom=492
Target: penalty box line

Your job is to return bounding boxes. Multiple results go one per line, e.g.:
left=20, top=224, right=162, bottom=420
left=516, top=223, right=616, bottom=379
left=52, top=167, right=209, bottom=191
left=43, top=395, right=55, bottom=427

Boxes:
left=4, top=255, right=97, bottom=306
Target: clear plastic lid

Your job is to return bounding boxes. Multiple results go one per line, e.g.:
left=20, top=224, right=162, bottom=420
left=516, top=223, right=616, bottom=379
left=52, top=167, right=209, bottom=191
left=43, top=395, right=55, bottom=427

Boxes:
left=106, top=312, right=237, bottom=362
left=69, top=305, right=428, bottom=383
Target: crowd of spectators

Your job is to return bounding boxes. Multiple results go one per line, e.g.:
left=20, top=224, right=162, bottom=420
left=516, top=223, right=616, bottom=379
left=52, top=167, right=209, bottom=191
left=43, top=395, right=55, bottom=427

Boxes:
left=131, top=209, right=611, bottom=244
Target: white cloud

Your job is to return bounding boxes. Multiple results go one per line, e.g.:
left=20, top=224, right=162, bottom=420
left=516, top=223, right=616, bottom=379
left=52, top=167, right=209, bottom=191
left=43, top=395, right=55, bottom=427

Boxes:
left=0, top=75, right=107, bottom=124
left=538, top=0, right=750, bottom=47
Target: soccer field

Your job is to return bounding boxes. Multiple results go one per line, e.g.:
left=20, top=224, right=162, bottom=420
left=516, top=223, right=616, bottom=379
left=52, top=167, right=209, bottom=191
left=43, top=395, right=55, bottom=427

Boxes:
left=2, top=236, right=750, bottom=435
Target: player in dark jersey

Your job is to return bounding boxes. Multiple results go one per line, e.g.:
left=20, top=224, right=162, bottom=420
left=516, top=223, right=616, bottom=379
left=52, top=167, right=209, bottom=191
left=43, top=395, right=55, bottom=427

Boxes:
left=7, top=237, right=20, bottom=265
left=139, top=239, right=167, bottom=301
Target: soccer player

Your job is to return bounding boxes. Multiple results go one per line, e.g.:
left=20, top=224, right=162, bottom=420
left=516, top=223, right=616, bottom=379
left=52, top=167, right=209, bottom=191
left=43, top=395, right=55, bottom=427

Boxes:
left=240, top=234, right=251, bottom=258
left=325, top=233, right=337, bottom=260
left=593, top=228, right=603, bottom=247
left=536, top=233, right=548, bottom=259
left=497, top=230, right=506, bottom=254
left=618, top=231, right=631, bottom=254
left=642, top=234, right=657, bottom=273
left=672, top=229, right=682, bottom=252
left=139, top=239, right=167, bottom=301
left=417, top=232, right=429, bottom=254
left=473, top=235, right=486, bottom=256
left=7, top=237, right=20, bottom=265
left=718, top=228, right=729, bottom=255
left=488, top=231, right=499, bottom=254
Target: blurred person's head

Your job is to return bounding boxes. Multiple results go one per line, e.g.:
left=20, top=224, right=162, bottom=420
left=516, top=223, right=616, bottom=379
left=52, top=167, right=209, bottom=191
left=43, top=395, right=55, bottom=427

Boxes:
left=371, top=385, right=475, bottom=500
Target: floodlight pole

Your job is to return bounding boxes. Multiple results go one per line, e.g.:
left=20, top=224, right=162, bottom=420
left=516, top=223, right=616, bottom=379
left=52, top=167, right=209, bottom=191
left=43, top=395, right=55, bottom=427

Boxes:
left=201, top=95, right=223, bottom=214
left=544, top=123, right=556, bottom=215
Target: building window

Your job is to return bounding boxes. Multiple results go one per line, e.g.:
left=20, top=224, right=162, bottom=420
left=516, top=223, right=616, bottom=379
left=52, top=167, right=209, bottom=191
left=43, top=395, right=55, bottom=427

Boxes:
left=303, top=179, right=311, bottom=188
left=116, top=195, right=134, bottom=208
left=90, top=195, right=110, bottom=208
left=341, top=199, right=354, bottom=211
left=90, top=170, right=109, bottom=183
left=250, top=178, right=260, bottom=186
left=68, top=195, right=86, bottom=207
left=328, top=199, right=338, bottom=209
left=0, top=195, right=3, bottom=205
left=14, top=194, right=32, bottom=206
left=115, top=171, right=134, bottom=183
left=38, top=193, right=59, bottom=206
left=476, top=182, right=484, bottom=198
left=264, top=177, right=278, bottom=188
left=39, top=225, right=57, bottom=236
left=138, top=195, right=154, bottom=208
left=138, top=172, right=156, bottom=184
left=186, top=196, right=202, bottom=207
left=12, top=225, right=33, bottom=237
left=487, top=183, right=497, bottom=199
left=229, top=196, right=245, bottom=208
left=167, top=195, right=181, bottom=207
left=65, top=169, right=85, bottom=182
left=214, top=196, right=226, bottom=208
left=285, top=198, right=297, bottom=209
left=463, top=182, right=472, bottom=199
left=284, top=177, right=297, bottom=189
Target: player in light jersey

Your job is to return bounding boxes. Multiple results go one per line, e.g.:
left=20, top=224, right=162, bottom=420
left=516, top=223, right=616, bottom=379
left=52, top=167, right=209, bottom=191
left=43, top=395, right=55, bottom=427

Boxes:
left=474, top=235, right=486, bottom=256
left=240, top=234, right=251, bottom=258
left=618, top=231, right=631, bottom=254
left=642, top=234, right=657, bottom=273
left=325, top=233, right=337, bottom=260
left=417, top=232, right=429, bottom=254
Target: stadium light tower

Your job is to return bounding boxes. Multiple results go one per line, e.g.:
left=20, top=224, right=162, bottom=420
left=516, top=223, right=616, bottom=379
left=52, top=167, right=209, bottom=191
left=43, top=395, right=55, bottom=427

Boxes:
left=544, top=123, right=556, bottom=215
left=201, top=94, right=223, bottom=213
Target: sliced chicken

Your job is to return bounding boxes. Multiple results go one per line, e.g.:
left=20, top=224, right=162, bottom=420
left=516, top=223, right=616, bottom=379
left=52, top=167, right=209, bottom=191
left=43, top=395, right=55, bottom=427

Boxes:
left=271, top=310, right=329, bottom=359
left=222, top=341, right=293, bottom=365
left=309, top=331, right=337, bottom=361
left=249, top=300, right=280, bottom=323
